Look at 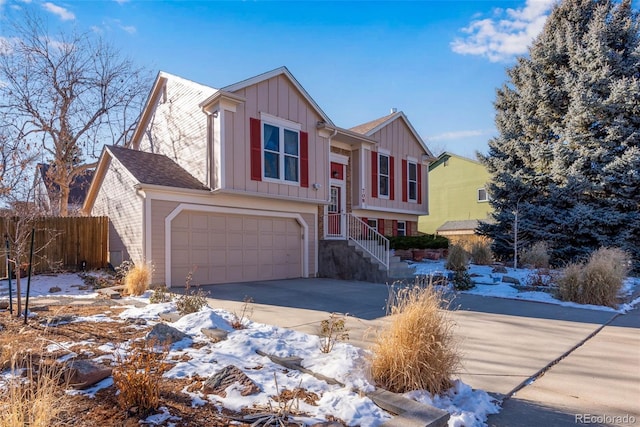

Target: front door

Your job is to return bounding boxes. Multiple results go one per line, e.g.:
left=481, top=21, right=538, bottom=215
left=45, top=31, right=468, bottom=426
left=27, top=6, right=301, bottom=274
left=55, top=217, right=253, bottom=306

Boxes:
left=328, top=185, right=342, bottom=237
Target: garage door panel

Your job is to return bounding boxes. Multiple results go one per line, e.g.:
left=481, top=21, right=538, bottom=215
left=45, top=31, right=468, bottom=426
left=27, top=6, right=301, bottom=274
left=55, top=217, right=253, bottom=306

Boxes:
left=171, top=211, right=302, bottom=286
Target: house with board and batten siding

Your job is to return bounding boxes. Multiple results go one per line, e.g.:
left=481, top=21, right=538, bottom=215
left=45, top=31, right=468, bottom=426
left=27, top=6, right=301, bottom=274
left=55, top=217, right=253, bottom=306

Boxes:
left=83, top=67, right=436, bottom=287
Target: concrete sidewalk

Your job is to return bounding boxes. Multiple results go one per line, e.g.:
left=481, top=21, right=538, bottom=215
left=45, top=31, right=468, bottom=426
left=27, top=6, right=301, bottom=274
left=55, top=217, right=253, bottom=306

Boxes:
left=194, top=278, right=639, bottom=425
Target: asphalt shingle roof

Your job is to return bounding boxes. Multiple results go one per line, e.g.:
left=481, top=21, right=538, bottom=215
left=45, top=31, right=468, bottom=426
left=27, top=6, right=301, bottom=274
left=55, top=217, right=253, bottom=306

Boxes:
left=349, top=112, right=397, bottom=135
left=107, top=145, right=209, bottom=191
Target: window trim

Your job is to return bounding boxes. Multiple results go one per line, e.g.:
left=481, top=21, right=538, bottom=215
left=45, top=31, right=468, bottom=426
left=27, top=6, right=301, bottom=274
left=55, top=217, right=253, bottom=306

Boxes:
left=397, top=221, right=406, bottom=236
left=367, top=218, right=378, bottom=230
left=261, top=117, right=301, bottom=185
left=478, top=188, right=489, bottom=202
left=378, top=152, right=390, bottom=199
left=407, top=160, right=418, bottom=203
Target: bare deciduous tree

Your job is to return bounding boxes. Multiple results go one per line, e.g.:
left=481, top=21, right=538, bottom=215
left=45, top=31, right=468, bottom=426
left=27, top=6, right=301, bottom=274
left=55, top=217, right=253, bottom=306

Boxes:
left=0, top=13, right=149, bottom=215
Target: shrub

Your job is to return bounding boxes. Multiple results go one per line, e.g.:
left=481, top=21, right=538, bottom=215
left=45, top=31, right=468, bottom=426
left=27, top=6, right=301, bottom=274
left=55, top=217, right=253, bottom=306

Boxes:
left=175, top=270, right=208, bottom=315
left=470, top=241, right=493, bottom=265
left=112, top=339, right=170, bottom=416
left=0, top=354, right=68, bottom=427
left=520, top=242, right=550, bottom=269
left=124, top=263, right=152, bottom=296
left=318, top=313, right=349, bottom=353
left=556, top=247, right=630, bottom=307
left=370, top=285, right=460, bottom=395
left=388, top=234, right=449, bottom=250
left=231, top=296, right=254, bottom=329
left=451, top=270, right=474, bottom=291
left=149, top=285, right=173, bottom=304
left=445, top=244, right=469, bottom=272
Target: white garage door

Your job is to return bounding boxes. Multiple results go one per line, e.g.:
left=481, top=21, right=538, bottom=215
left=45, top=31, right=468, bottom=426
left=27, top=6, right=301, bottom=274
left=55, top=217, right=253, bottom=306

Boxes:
left=171, top=211, right=302, bottom=286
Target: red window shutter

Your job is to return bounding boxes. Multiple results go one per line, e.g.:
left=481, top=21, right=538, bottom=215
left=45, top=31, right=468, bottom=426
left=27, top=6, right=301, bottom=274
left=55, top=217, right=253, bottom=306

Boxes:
left=250, top=118, right=262, bottom=181
left=407, top=222, right=412, bottom=236
left=417, top=164, right=422, bottom=204
left=371, top=151, right=378, bottom=198
left=378, top=219, right=385, bottom=235
left=402, top=159, right=408, bottom=202
left=392, top=220, right=398, bottom=236
left=300, top=131, right=309, bottom=188
left=362, top=217, right=368, bottom=224
left=389, top=156, right=395, bottom=200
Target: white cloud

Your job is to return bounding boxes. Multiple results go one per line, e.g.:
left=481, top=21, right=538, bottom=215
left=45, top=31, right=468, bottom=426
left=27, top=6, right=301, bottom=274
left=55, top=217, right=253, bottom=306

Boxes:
left=451, top=0, right=557, bottom=62
left=0, top=36, right=13, bottom=55
left=42, top=2, right=75, bottom=21
left=428, top=129, right=486, bottom=142
left=120, top=24, right=136, bottom=34
left=113, top=0, right=129, bottom=3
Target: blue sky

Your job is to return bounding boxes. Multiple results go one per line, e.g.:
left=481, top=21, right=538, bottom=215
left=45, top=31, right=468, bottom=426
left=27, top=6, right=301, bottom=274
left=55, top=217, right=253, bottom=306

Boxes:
left=0, top=0, right=558, bottom=159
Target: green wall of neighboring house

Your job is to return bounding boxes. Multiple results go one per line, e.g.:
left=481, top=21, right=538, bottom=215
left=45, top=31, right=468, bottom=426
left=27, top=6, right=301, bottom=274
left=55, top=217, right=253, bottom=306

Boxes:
left=419, top=153, right=493, bottom=234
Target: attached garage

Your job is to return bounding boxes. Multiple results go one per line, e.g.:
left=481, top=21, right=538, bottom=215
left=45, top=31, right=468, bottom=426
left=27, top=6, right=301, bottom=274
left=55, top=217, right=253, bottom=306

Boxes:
left=170, top=209, right=303, bottom=286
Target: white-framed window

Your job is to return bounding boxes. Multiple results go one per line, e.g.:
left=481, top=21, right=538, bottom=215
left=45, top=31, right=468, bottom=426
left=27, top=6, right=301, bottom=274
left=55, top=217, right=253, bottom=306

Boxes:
left=379, top=153, right=390, bottom=198
left=478, top=188, right=489, bottom=202
left=397, top=221, right=406, bottom=236
left=263, top=121, right=300, bottom=184
left=367, top=219, right=378, bottom=230
left=408, top=161, right=417, bottom=202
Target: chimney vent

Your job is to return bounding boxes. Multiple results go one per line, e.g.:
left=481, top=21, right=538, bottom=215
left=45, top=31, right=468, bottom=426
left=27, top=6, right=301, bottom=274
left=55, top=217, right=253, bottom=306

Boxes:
left=390, top=107, right=397, bottom=113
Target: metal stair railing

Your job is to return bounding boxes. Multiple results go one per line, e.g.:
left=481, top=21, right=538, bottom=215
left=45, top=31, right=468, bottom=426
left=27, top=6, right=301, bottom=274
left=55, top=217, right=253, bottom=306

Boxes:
left=346, top=214, right=390, bottom=270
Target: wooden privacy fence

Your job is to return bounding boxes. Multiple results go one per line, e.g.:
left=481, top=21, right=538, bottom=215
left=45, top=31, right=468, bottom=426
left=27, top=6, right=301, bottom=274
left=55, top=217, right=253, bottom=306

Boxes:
left=1, top=216, right=108, bottom=277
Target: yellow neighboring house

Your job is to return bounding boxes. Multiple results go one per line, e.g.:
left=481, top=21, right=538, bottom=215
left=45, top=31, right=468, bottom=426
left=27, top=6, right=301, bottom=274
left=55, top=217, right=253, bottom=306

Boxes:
left=419, top=152, right=492, bottom=244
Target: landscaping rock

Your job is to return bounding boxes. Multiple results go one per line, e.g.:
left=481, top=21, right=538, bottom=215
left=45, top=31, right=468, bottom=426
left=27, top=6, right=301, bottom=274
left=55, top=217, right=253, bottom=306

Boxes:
left=146, top=323, right=188, bottom=344
left=502, top=275, right=521, bottom=285
left=0, top=301, right=9, bottom=310
left=203, top=365, right=260, bottom=397
left=201, top=327, right=228, bottom=342
left=49, top=286, right=62, bottom=293
left=65, top=359, right=112, bottom=389
left=492, top=265, right=508, bottom=274
left=41, top=314, right=76, bottom=326
left=159, top=312, right=182, bottom=323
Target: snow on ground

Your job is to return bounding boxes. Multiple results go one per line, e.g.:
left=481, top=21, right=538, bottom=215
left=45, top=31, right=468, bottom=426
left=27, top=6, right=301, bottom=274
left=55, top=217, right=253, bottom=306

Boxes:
left=2, top=263, right=638, bottom=426
left=0, top=272, right=99, bottom=299
left=410, top=259, right=640, bottom=313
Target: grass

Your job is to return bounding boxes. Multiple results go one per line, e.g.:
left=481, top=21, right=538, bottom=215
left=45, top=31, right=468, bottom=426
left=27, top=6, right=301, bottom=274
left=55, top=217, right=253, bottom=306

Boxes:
left=445, top=244, right=469, bottom=272
left=370, top=284, right=460, bottom=395
left=0, top=353, right=68, bottom=427
left=470, top=241, right=493, bottom=265
left=556, top=247, right=630, bottom=307
left=520, top=242, right=550, bottom=269
left=125, top=263, right=152, bottom=296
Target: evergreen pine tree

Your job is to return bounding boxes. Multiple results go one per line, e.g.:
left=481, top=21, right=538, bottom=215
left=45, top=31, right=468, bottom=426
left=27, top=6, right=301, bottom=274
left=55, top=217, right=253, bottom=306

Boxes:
left=480, top=0, right=640, bottom=269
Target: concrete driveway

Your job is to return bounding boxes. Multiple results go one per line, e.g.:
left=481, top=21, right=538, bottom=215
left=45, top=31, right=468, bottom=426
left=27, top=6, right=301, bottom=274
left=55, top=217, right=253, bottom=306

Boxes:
left=191, top=278, right=639, bottom=426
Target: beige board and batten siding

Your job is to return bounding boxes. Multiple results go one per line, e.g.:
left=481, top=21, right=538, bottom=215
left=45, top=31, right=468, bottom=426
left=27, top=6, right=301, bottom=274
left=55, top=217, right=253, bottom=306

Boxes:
left=366, top=118, right=428, bottom=213
left=90, top=157, right=144, bottom=266
left=225, top=74, right=329, bottom=201
left=136, top=74, right=215, bottom=186
left=148, top=195, right=317, bottom=287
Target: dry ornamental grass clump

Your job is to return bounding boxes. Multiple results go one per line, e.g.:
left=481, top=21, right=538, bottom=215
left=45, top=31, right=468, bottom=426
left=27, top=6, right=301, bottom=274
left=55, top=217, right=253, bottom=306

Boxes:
left=0, top=354, right=68, bottom=427
left=556, top=247, right=630, bottom=307
left=370, top=285, right=460, bottom=395
left=124, top=263, right=152, bottom=296
left=520, top=242, right=550, bottom=269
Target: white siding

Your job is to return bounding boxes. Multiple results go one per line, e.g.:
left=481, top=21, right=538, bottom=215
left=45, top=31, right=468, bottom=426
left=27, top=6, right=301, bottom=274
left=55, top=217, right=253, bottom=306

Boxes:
left=91, top=159, right=144, bottom=265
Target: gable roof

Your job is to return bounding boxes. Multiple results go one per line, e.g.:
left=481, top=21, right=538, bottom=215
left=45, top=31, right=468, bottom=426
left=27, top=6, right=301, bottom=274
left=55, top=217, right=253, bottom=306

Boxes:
left=106, top=146, right=209, bottom=190
left=350, top=111, right=433, bottom=156
left=36, top=163, right=94, bottom=206
left=430, top=152, right=484, bottom=171
left=129, top=71, right=217, bottom=149
left=221, top=66, right=334, bottom=126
